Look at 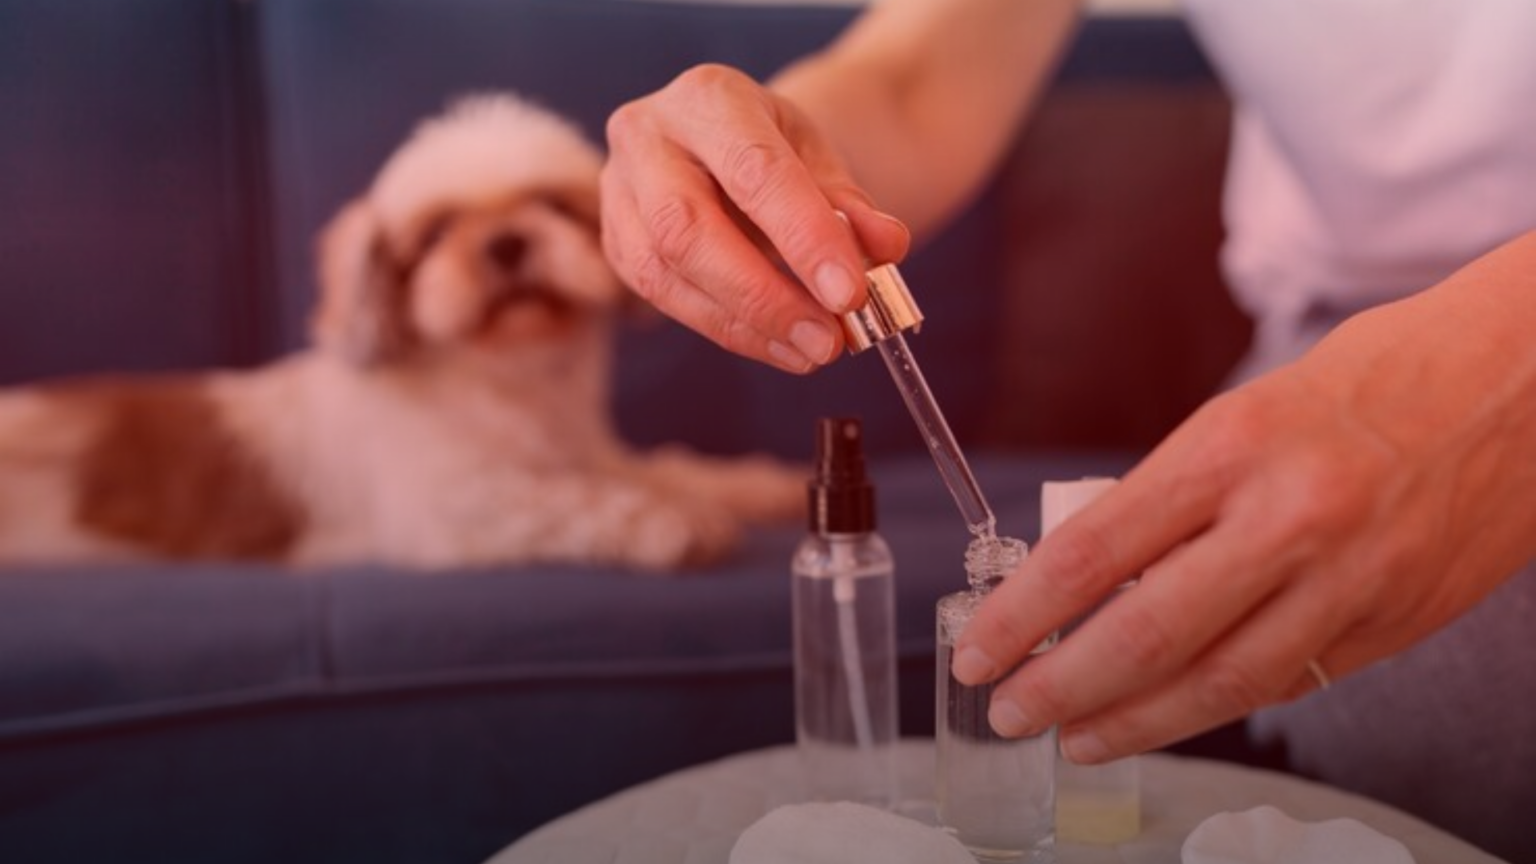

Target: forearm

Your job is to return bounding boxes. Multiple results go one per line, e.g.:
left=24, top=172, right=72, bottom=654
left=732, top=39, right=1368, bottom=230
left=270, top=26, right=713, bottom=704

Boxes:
left=771, top=0, right=1081, bottom=240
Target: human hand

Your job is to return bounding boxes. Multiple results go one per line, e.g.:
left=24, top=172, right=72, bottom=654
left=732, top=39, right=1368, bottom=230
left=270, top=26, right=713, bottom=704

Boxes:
left=950, top=280, right=1536, bottom=763
left=601, top=63, right=910, bottom=373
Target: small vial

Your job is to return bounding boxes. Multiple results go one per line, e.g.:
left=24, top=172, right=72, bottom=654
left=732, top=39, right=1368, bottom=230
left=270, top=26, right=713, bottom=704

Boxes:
left=936, top=534, right=1056, bottom=862
left=1042, top=478, right=1141, bottom=845
left=793, top=417, right=898, bottom=807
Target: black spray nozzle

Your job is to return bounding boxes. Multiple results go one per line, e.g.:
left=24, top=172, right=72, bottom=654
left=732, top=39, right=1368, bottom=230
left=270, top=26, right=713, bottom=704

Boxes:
left=809, top=416, right=876, bottom=534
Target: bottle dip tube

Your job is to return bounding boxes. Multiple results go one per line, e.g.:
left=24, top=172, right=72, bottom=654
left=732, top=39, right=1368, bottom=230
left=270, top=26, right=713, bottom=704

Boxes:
left=1043, top=478, right=1141, bottom=845
left=792, top=416, right=898, bottom=807
left=936, top=535, right=1056, bottom=862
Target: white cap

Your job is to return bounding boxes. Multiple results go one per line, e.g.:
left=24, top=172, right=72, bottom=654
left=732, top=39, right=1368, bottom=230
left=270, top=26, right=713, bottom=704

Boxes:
left=1041, top=477, right=1118, bottom=538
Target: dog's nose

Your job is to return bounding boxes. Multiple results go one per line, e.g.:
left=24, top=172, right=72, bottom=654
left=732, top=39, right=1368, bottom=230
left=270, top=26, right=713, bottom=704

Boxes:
left=485, top=233, right=529, bottom=272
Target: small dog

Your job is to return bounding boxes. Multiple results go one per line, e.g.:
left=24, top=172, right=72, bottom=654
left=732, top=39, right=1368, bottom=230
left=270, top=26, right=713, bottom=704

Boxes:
left=0, top=94, right=805, bottom=571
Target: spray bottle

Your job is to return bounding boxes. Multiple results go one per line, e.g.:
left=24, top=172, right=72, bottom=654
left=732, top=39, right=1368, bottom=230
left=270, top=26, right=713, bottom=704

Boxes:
left=792, top=416, right=898, bottom=807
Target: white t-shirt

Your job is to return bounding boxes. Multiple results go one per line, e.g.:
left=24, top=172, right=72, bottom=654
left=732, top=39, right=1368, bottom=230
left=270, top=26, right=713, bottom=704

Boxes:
left=1180, top=0, right=1536, bottom=375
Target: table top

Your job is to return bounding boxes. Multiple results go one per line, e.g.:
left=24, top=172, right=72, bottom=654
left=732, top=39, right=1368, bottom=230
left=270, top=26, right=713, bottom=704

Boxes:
left=491, top=739, right=1505, bottom=864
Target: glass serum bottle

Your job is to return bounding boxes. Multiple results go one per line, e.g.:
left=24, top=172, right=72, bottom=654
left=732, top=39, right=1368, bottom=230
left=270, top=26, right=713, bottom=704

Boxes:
left=792, top=416, right=898, bottom=808
left=1043, top=478, right=1141, bottom=845
left=937, top=533, right=1056, bottom=862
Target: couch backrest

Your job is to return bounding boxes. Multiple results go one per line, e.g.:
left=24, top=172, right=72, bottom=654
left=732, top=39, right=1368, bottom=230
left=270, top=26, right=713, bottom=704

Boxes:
left=0, top=0, right=1246, bottom=459
left=0, top=0, right=271, bottom=381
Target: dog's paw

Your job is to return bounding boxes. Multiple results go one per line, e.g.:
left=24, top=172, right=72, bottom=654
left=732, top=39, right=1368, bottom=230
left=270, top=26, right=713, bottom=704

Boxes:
left=622, top=496, right=741, bottom=571
left=644, top=446, right=808, bottom=526
left=716, top=454, right=808, bottom=524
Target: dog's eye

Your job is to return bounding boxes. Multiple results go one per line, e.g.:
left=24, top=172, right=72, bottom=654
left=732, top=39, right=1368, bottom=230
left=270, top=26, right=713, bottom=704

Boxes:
left=485, top=233, right=528, bottom=272
left=416, top=214, right=451, bottom=255
left=546, top=192, right=599, bottom=231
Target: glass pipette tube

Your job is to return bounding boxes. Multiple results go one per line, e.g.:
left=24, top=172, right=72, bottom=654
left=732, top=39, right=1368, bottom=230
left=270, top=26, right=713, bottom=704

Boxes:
left=875, top=332, right=997, bottom=539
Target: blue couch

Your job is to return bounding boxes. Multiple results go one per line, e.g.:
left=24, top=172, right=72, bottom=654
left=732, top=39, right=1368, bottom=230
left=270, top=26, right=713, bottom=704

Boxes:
left=0, top=2, right=1256, bottom=862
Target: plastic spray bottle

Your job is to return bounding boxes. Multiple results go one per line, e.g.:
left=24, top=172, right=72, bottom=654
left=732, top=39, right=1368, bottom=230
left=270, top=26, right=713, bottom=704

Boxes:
left=792, top=416, right=898, bottom=807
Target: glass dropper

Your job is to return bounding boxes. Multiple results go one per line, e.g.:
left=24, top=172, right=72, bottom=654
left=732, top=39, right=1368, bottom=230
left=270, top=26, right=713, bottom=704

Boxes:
left=876, top=332, right=996, bottom=539
left=839, top=263, right=998, bottom=540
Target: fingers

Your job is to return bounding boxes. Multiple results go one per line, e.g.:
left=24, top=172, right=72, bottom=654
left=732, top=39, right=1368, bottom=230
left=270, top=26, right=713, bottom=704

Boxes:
left=950, top=448, right=1229, bottom=688
left=1053, top=575, right=1354, bottom=764
left=601, top=154, right=838, bottom=372
left=660, top=67, right=879, bottom=309
left=980, top=515, right=1291, bottom=742
left=833, top=196, right=911, bottom=268
left=601, top=64, right=909, bottom=371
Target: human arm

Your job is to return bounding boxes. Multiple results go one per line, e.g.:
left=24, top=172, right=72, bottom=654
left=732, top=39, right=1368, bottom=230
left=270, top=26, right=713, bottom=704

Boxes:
left=950, top=229, right=1536, bottom=762
left=600, top=0, right=1080, bottom=372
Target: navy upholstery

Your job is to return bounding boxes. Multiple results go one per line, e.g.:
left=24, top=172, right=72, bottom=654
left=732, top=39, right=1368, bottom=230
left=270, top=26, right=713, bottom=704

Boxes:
left=0, top=0, right=270, bottom=382
left=0, top=3, right=1246, bottom=863
left=0, top=455, right=1137, bottom=863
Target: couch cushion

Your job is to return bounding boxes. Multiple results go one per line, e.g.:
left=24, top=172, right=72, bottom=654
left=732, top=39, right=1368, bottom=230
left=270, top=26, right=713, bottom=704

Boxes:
left=0, top=453, right=1135, bottom=739
left=0, top=452, right=1135, bottom=858
left=0, top=568, right=324, bottom=736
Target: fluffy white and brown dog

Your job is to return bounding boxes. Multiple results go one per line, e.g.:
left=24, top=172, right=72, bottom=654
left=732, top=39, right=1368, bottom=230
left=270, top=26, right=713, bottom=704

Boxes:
left=0, top=94, right=805, bottom=571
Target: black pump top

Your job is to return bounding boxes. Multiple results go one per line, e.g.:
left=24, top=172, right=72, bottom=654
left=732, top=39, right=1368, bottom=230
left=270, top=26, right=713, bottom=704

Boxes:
left=809, top=416, right=876, bottom=534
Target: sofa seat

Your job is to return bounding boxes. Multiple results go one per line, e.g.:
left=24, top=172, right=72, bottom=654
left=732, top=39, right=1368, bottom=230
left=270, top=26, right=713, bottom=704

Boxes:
left=0, top=453, right=1136, bottom=862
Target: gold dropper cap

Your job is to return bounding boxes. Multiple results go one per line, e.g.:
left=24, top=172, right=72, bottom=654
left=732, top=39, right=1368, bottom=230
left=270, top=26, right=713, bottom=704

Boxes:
left=839, top=263, right=924, bottom=353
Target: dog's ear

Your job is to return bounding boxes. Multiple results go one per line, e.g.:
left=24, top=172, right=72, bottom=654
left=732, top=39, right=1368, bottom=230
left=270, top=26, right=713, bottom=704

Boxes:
left=542, top=184, right=654, bottom=320
left=311, top=199, right=415, bottom=366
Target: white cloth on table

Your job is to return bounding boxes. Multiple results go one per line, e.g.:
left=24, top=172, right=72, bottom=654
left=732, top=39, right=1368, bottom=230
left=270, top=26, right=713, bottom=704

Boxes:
left=728, top=802, right=973, bottom=864
left=492, top=742, right=1507, bottom=864
left=1183, top=805, right=1415, bottom=864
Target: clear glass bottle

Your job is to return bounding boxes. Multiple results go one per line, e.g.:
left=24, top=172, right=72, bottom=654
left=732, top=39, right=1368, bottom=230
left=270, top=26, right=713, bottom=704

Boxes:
left=793, top=417, right=898, bottom=808
left=1042, top=478, right=1141, bottom=845
left=936, top=534, right=1056, bottom=862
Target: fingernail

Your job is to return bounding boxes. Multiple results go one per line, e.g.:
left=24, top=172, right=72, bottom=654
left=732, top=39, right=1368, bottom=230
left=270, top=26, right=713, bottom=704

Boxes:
left=1062, top=727, right=1111, bottom=765
left=788, top=320, right=836, bottom=364
left=813, top=262, right=860, bottom=311
left=951, top=645, right=998, bottom=684
left=766, top=340, right=812, bottom=373
left=988, top=698, right=1037, bottom=738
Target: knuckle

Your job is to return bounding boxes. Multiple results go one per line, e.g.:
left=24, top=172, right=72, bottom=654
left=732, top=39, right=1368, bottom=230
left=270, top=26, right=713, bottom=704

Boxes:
left=717, top=315, right=766, bottom=358
left=730, top=274, right=787, bottom=327
left=1103, top=603, right=1179, bottom=670
left=1191, top=391, right=1268, bottom=474
left=1192, top=657, right=1272, bottom=717
left=823, top=180, right=872, bottom=208
left=669, top=64, right=759, bottom=115
left=721, top=139, right=793, bottom=210
left=674, top=62, right=743, bottom=95
left=603, top=100, right=644, bottom=148
left=1083, top=716, right=1153, bottom=758
left=646, top=196, right=707, bottom=268
left=625, top=251, right=675, bottom=303
left=983, top=611, right=1046, bottom=668
left=1278, top=672, right=1315, bottom=703
left=1039, top=524, right=1119, bottom=605
left=1267, top=451, right=1370, bottom=545
left=1003, top=666, right=1072, bottom=726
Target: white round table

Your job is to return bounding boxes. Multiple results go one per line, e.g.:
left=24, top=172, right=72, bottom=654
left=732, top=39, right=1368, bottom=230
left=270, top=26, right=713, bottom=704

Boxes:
left=490, top=739, right=1504, bottom=863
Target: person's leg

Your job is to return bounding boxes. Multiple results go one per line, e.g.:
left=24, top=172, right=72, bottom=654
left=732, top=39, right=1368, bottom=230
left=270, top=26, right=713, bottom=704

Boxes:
left=1250, top=560, right=1536, bottom=861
